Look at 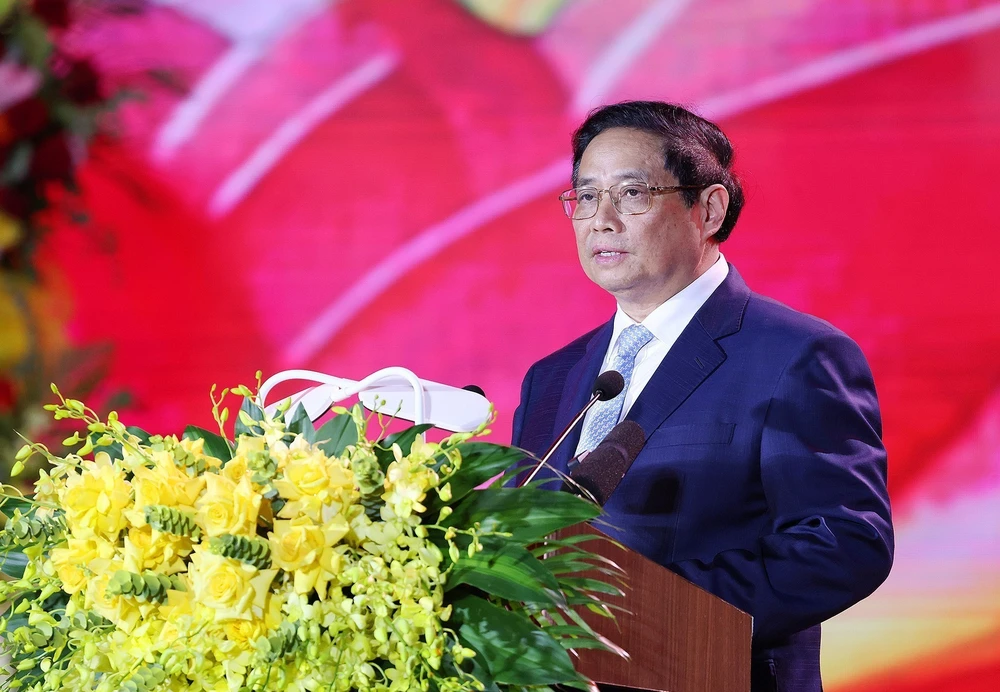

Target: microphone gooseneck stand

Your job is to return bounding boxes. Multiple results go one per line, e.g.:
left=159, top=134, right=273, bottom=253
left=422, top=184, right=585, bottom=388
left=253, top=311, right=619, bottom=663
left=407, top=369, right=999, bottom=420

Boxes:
left=518, top=370, right=625, bottom=488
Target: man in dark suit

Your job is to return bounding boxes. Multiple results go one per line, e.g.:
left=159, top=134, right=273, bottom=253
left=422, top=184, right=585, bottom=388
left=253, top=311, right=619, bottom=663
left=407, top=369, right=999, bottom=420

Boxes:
left=511, top=101, right=893, bottom=692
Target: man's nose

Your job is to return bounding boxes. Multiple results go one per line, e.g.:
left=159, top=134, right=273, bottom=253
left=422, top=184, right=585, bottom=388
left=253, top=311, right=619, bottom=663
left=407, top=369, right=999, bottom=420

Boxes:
left=590, top=191, right=621, bottom=230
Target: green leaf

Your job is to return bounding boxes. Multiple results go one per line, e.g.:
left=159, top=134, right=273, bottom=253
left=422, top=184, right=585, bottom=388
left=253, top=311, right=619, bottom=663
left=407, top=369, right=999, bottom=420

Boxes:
left=234, top=397, right=265, bottom=437
left=555, top=576, right=623, bottom=596
left=446, top=443, right=526, bottom=501
left=442, top=487, right=600, bottom=543
left=438, top=651, right=499, bottom=692
left=126, top=426, right=152, bottom=445
left=314, top=415, right=358, bottom=457
left=447, top=536, right=563, bottom=606
left=541, top=552, right=623, bottom=578
left=548, top=629, right=613, bottom=651
left=452, top=594, right=583, bottom=686
left=0, top=550, right=29, bottom=578
left=285, top=403, right=316, bottom=443
left=98, top=426, right=152, bottom=461
left=381, top=425, right=433, bottom=455
left=0, top=496, right=33, bottom=520
left=4, top=609, right=29, bottom=637
left=555, top=606, right=627, bottom=657
left=531, top=530, right=620, bottom=554
left=183, top=426, right=233, bottom=461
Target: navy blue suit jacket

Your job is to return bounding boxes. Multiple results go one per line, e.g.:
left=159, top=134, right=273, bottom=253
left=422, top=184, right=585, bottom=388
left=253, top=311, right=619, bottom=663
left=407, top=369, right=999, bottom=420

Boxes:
left=511, top=266, right=893, bottom=692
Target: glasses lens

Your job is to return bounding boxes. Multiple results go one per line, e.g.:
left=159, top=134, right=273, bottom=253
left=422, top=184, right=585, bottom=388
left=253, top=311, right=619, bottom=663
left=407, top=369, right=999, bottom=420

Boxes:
left=615, top=183, right=651, bottom=214
left=570, top=188, right=599, bottom=219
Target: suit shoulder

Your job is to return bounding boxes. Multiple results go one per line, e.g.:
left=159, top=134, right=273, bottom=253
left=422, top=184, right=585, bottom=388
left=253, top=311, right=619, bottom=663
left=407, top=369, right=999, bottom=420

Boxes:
left=741, top=292, right=874, bottom=374
left=745, top=292, right=857, bottom=346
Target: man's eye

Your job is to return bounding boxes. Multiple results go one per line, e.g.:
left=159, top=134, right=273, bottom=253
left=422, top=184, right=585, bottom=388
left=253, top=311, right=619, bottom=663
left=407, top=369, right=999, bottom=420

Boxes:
left=620, top=185, right=644, bottom=197
left=577, top=190, right=597, bottom=202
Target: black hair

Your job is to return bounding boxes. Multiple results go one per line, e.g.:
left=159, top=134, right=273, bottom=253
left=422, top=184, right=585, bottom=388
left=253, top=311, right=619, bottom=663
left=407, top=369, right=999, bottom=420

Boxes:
left=571, top=101, right=745, bottom=241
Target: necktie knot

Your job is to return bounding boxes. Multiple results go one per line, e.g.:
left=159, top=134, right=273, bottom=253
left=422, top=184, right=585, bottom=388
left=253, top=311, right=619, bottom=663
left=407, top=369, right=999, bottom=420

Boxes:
left=614, top=324, right=655, bottom=364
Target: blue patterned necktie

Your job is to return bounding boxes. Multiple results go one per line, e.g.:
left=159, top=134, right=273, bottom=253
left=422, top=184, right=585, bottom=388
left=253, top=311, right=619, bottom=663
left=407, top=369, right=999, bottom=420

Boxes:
left=578, top=324, right=655, bottom=454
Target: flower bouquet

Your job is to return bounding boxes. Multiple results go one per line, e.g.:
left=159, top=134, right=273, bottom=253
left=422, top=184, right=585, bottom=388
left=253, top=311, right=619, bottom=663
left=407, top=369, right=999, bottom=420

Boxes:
left=0, top=377, right=623, bottom=691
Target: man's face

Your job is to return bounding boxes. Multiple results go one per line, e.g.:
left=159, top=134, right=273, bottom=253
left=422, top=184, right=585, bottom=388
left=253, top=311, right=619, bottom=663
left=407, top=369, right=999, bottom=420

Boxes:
left=572, top=128, right=715, bottom=317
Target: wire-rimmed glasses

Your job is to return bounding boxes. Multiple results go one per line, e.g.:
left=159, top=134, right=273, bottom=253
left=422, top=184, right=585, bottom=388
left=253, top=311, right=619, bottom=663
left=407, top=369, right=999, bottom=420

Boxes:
left=558, top=181, right=704, bottom=220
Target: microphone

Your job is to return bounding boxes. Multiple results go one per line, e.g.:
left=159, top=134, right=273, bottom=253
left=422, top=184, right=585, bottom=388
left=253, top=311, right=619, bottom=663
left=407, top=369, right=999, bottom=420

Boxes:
left=517, top=370, right=625, bottom=487
left=567, top=420, right=646, bottom=506
left=592, top=370, right=626, bottom=401
left=462, top=384, right=486, bottom=397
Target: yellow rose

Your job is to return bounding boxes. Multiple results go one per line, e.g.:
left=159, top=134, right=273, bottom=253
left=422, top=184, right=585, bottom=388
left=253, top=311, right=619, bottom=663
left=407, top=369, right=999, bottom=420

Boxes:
left=49, top=536, right=115, bottom=594
left=123, top=525, right=191, bottom=575
left=233, top=435, right=266, bottom=459
left=264, top=591, right=285, bottom=631
left=133, top=466, right=176, bottom=506
left=269, top=517, right=326, bottom=572
left=223, top=618, right=266, bottom=646
left=276, top=451, right=352, bottom=497
left=273, top=453, right=354, bottom=521
left=195, top=475, right=261, bottom=537
left=61, top=453, right=132, bottom=540
left=178, top=437, right=224, bottom=471
left=147, top=450, right=206, bottom=510
left=188, top=549, right=275, bottom=621
left=221, top=455, right=249, bottom=485
left=159, top=585, right=194, bottom=628
left=282, top=455, right=330, bottom=495
left=269, top=515, right=347, bottom=598
left=124, top=465, right=180, bottom=528
left=84, top=558, right=145, bottom=633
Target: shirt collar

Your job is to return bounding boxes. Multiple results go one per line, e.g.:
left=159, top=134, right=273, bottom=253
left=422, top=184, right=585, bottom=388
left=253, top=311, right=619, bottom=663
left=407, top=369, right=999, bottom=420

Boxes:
left=609, top=253, right=730, bottom=348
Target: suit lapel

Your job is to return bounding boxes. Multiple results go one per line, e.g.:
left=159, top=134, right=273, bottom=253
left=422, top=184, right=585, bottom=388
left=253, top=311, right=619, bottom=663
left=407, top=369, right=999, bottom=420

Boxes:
left=625, top=265, right=751, bottom=440
left=547, top=320, right=614, bottom=477
left=624, top=319, right=725, bottom=436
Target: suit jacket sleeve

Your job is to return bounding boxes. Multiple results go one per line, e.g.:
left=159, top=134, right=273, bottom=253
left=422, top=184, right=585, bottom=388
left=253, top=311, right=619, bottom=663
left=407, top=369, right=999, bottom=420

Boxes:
left=668, top=330, right=894, bottom=646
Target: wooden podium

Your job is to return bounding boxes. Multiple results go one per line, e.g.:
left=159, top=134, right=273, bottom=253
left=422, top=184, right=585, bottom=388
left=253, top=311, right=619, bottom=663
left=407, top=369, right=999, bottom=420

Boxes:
left=567, top=524, right=751, bottom=692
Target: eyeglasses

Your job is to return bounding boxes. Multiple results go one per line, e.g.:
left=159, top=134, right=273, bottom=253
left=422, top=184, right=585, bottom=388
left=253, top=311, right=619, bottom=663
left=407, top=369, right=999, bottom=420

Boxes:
left=558, top=181, right=704, bottom=220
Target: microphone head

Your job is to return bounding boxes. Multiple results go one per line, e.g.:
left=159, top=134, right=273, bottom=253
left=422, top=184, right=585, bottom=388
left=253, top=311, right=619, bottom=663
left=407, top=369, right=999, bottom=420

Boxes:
left=593, top=370, right=625, bottom=401
left=462, top=384, right=486, bottom=397
left=569, top=420, right=646, bottom=506
left=602, top=420, right=646, bottom=461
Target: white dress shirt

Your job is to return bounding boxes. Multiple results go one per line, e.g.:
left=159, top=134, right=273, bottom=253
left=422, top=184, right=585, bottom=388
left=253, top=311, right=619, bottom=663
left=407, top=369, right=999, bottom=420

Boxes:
left=574, top=254, right=729, bottom=455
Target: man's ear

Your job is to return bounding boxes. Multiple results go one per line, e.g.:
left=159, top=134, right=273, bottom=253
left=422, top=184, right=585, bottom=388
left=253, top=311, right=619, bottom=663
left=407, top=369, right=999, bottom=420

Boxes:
left=699, top=184, right=730, bottom=240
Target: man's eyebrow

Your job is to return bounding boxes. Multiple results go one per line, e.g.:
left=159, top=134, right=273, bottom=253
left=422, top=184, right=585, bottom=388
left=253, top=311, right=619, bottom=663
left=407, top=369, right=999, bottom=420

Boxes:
left=575, top=169, right=652, bottom=187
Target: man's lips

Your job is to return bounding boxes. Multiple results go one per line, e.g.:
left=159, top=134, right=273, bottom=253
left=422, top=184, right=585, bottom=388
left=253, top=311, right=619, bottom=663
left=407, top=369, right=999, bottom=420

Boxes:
left=592, top=248, right=628, bottom=257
